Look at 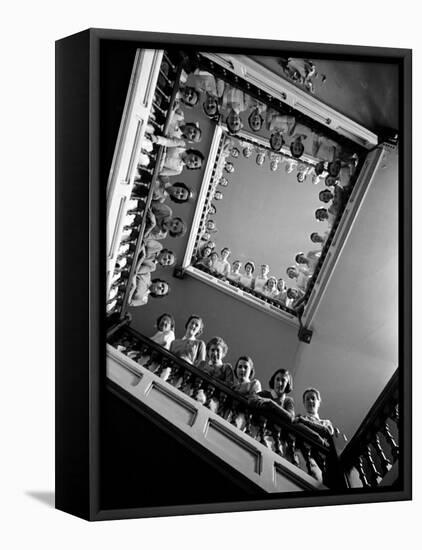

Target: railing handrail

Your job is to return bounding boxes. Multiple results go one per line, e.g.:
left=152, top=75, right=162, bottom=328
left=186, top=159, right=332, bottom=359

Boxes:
left=119, top=56, right=185, bottom=317
left=196, top=54, right=368, bottom=157
left=340, top=368, right=399, bottom=467
left=117, top=325, right=332, bottom=453
left=119, top=145, right=165, bottom=314
left=194, top=263, right=298, bottom=317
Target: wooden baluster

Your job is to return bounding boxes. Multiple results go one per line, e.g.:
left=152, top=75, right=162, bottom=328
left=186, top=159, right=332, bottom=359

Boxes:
left=286, top=434, right=300, bottom=468
left=152, top=101, right=166, bottom=117
left=356, top=456, right=371, bottom=488
left=144, top=349, right=158, bottom=371
left=127, top=350, right=141, bottom=362
left=258, top=417, right=268, bottom=447
left=243, top=411, right=253, bottom=436
left=154, top=357, right=169, bottom=378
left=271, top=425, right=283, bottom=457
left=154, top=358, right=165, bottom=377
left=216, top=392, right=228, bottom=419
left=158, top=68, right=172, bottom=84
left=381, top=421, right=399, bottom=460
left=301, top=442, right=318, bottom=480
left=137, top=344, right=152, bottom=365
left=155, top=85, right=171, bottom=103
left=204, top=384, right=216, bottom=409
left=167, top=364, right=182, bottom=387
left=314, top=450, right=328, bottom=478
left=391, top=404, right=399, bottom=424
left=180, top=371, right=193, bottom=395
left=159, top=359, right=173, bottom=382
left=191, top=376, right=203, bottom=399
left=230, top=399, right=240, bottom=426
left=162, top=53, right=176, bottom=72
left=373, top=433, right=392, bottom=476
left=149, top=118, right=163, bottom=132
left=364, top=445, right=383, bottom=486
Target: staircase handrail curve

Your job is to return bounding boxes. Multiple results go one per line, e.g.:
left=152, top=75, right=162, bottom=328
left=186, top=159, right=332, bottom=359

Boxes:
left=340, top=368, right=399, bottom=469
left=111, top=324, right=334, bottom=455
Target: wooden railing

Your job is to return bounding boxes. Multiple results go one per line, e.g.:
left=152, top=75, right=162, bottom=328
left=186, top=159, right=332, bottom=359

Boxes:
left=108, top=322, right=346, bottom=490
left=107, top=52, right=184, bottom=318
left=194, top=263, right=298, bottom=317
left=340, top=369, right=399, bottom=488
left=191, top=53, right=367, bottom=320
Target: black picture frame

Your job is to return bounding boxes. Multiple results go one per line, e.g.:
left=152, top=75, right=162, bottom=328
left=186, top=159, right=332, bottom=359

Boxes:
left=55, top=28, right=412, bottom=521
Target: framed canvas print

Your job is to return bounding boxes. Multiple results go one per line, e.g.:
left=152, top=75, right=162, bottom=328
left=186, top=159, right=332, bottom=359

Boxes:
left=55, top=28, right=411, bottom=521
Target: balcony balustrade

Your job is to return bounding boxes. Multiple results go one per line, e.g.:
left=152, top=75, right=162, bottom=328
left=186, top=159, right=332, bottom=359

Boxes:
left=107, top=321, right=348, bottom=493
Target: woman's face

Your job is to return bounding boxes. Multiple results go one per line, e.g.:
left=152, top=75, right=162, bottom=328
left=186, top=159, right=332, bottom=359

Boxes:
left=273, top=372, right=290, bottom=395
left=233, top=261, right=241, bottom=272
left=210, top=253, right=218, bottom=265
left=186, top=317, right=202, bottom=337
left=158, top=251, right=174, bottom=267
left=221, top=249, right=230, bottom=260
left=171, top=186, right=189, bottom=202
left=227, top=110, right=242, bottom=133
left=249, top=109, right=263, bottom=131
left=186, top=153, right=202, bottom=170
left=204, top=95, right=218, bottom=116
left=202, top=247, right=212, bottom=257
left=245, top=263, right=253, bottom=276
left=311, top=233, right=324, bottom=244
left=277, top=279, right=286, bottom=292
left=304, top=391, right=320, bottom=415
left=260, top=265, right=269, bottom=277
left=270, top=132, right=284, bottom=151
left=184, top=124, right=201, bottom=142
left=291, top=139, right=304, bottom=158
left=182, top=87, right=199, bottom=106
left=168, top=218, right=183, bottom=234
left=319, top=190, right=333, bottom=203
left=159, top=315, right=172, bottom=332
left=325, top=176, right=337, bottom=187
left=267, top=278, right=276, bottom=291
left=316, top=209, right=328, bottom=222
left=208, top=344, right=224, bottom=364
left=236, top=359, right=252, bottom=382
left=286, top=267, right=298, bottom=280
left=151, top=281, right=168, bottom=296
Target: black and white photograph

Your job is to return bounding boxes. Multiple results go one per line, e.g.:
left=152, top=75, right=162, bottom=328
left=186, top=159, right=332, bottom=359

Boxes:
left=2, top=0, right=420, bottom=541
left=103, top=37, right=406, bottom=512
